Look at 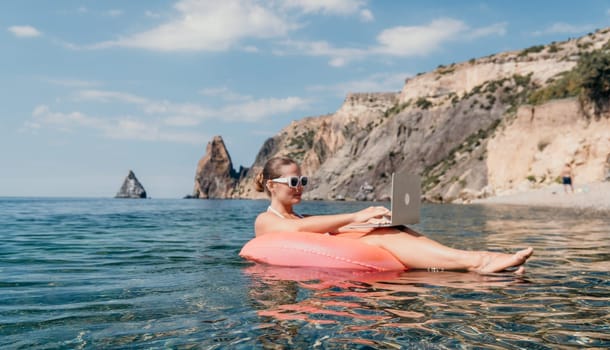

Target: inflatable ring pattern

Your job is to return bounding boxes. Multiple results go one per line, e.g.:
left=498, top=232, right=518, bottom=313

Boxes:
left=240, top=232, right=406, bottom=271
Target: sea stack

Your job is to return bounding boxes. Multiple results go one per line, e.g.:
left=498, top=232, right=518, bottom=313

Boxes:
left=192, top=135, right=239, bottom=199
left=115, top=170, right=147, bottom=199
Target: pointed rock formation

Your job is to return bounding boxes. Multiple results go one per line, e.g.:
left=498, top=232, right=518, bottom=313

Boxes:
left=115, top=170, right=147, bottom=198
left=192, top=136, right=240, bottom=199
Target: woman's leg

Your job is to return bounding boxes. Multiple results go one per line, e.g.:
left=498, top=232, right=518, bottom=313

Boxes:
left=359, top=227, right=533, bottom=273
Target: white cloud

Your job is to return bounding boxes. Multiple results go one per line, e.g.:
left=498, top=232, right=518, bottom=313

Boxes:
left=329, top=57, right=347, bottom=67
left=200, top=87, right=252, bottom=101
left=77, top=89, right=215, bottom=119
left=27, top=104, right=207, bottom=144
left=25, top=87, right=309, bottom=143
left=78, top=90, right=149, bottom=105
left=22, top=121, right=41, bottom=130
left=242, top=45, right=260, bottom=53
left=374, top=18, right=468, bottom=56
left=148, top=101, right=211, bottom=117
left=33, top=105, right=49, bottom=117
left=163, top=115, right=201, bottom=126
left=145, top=10, right=162, bottom=18
left=283, top=0, right=368, bottom=16
left=107, top=118, right=208, bottom=144
left=85, top=0, right=375, bottom=52
left=222, top=97, right=309, bottom=122
left=308, top=72, right=410, bottom=96
left=90, top=0, right=295, bottom=51
left=533, top=22, right=594, bottom=36
left=360, top=9, right=374, bottom=22
left=467, top=22, right=507, bottom=39
left=277, top=39, right=366, bottom=66
left=106, top=9, right=124, bottom=17
left=281, top=39, right=365, bottom=57
left=200, top=87, right=310, bottom=120
left=44, top=78, right=100, bottom=88
left=283, top=0, right=373, bottom=22
left=56, top=40, right=81, bottom=50
left=8, top=25, right=42, bottom=38
left=277, top=18, right=505, bottom=66
left=29, top=105, right=105, bottom=132
left=76, top=88, right=308, bottom=122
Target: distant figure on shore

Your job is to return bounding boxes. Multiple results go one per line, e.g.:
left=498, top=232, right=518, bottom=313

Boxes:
left=561, top=163, right=574, bottom=194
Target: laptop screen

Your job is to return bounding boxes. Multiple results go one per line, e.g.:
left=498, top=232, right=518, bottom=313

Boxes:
left=389, top=171, right=420, bottom=225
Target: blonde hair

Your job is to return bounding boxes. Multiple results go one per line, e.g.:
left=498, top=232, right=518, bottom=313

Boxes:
left=254, top=157, right=298, bottom=196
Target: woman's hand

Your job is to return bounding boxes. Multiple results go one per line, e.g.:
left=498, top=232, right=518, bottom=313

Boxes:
left=352, top=206, right=391, bottom=224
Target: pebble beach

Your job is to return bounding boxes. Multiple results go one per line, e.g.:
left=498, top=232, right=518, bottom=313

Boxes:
left=472, top=181, right=610, bottom=211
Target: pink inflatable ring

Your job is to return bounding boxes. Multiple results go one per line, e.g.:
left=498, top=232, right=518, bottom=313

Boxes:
left=240, top=232, right=407, bottom=271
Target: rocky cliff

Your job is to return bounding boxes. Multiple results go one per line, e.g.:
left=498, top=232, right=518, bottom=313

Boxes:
left=193, top=28, right=610, bottom=202
left=115, top=170, right=147, bottom=199
left=486, top=98, right=610, bottom=196
left=192, top=135, right=240, bottom=199
left=233, top=92, right=399, bottom=199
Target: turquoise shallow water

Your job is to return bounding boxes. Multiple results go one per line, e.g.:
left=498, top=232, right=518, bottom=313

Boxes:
left=1, top=197, right=609, bottom=349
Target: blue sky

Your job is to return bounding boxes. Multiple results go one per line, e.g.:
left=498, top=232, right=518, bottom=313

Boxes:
left=1, top=0, right=609, bottom=198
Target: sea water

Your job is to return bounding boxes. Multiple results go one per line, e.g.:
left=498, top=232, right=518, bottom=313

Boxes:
left=1, top=197, right=609, bottom=349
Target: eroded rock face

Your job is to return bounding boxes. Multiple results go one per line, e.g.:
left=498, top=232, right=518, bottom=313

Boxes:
left=232, top=93, right=399, bottom=200
left=192, top=136, right=239, bottom=199
left=115, top=171, right=147, bottom=199
left=486, top=98, right=610, bottom=196
left=193, top=29, right=610, bottom=202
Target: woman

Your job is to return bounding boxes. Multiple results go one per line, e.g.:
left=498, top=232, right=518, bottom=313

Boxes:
left=254, top=157, right=533, bottom=274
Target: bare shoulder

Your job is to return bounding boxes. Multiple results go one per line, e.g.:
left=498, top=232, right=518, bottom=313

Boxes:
left=254, top=212, right=277, bottom=236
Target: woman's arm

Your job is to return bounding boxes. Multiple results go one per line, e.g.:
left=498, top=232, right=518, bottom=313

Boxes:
left=254, top=206, right=390, bottom=236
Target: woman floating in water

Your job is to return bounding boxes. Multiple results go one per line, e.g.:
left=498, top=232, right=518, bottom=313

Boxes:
left=254, top=157, right=533, bottom=274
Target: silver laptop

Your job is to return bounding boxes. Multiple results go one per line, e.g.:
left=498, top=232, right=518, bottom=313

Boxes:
left=347, top=169, right=420, bottom=229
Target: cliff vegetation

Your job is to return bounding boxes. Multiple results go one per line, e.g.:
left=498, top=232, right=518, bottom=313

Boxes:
left=192, top=28, right=610, bottom=202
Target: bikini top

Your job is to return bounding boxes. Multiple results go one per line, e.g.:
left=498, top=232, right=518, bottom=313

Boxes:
left=267, top=206, right=303, bottom=219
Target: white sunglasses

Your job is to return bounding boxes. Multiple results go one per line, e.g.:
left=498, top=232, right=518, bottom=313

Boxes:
left=270, top=176, right=308, bottom=188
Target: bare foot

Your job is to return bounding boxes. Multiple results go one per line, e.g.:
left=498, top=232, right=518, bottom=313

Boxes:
left=471, top=247, right=534, bottom=274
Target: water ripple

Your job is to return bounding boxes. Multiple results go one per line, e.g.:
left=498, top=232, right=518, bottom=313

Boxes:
left=0, top=198, right=609, bottom=348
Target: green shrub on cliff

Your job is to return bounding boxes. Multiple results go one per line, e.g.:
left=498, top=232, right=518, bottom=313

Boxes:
left=415, top=97, right=433, bottom=109
left=513, top=73, right=532, bottom=88
left=518, top=45, right=545, bottom=57
left=287, top=129, right=315, bottom=150
left=579, top=49, right=610, bottom=111
left=527, top=70, right=581, bottom=105
left=527, top=48, right=610, bottom=111
left=383, top=101, right=410, bottom=118
left=548, top=43, right=561, bottom=53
